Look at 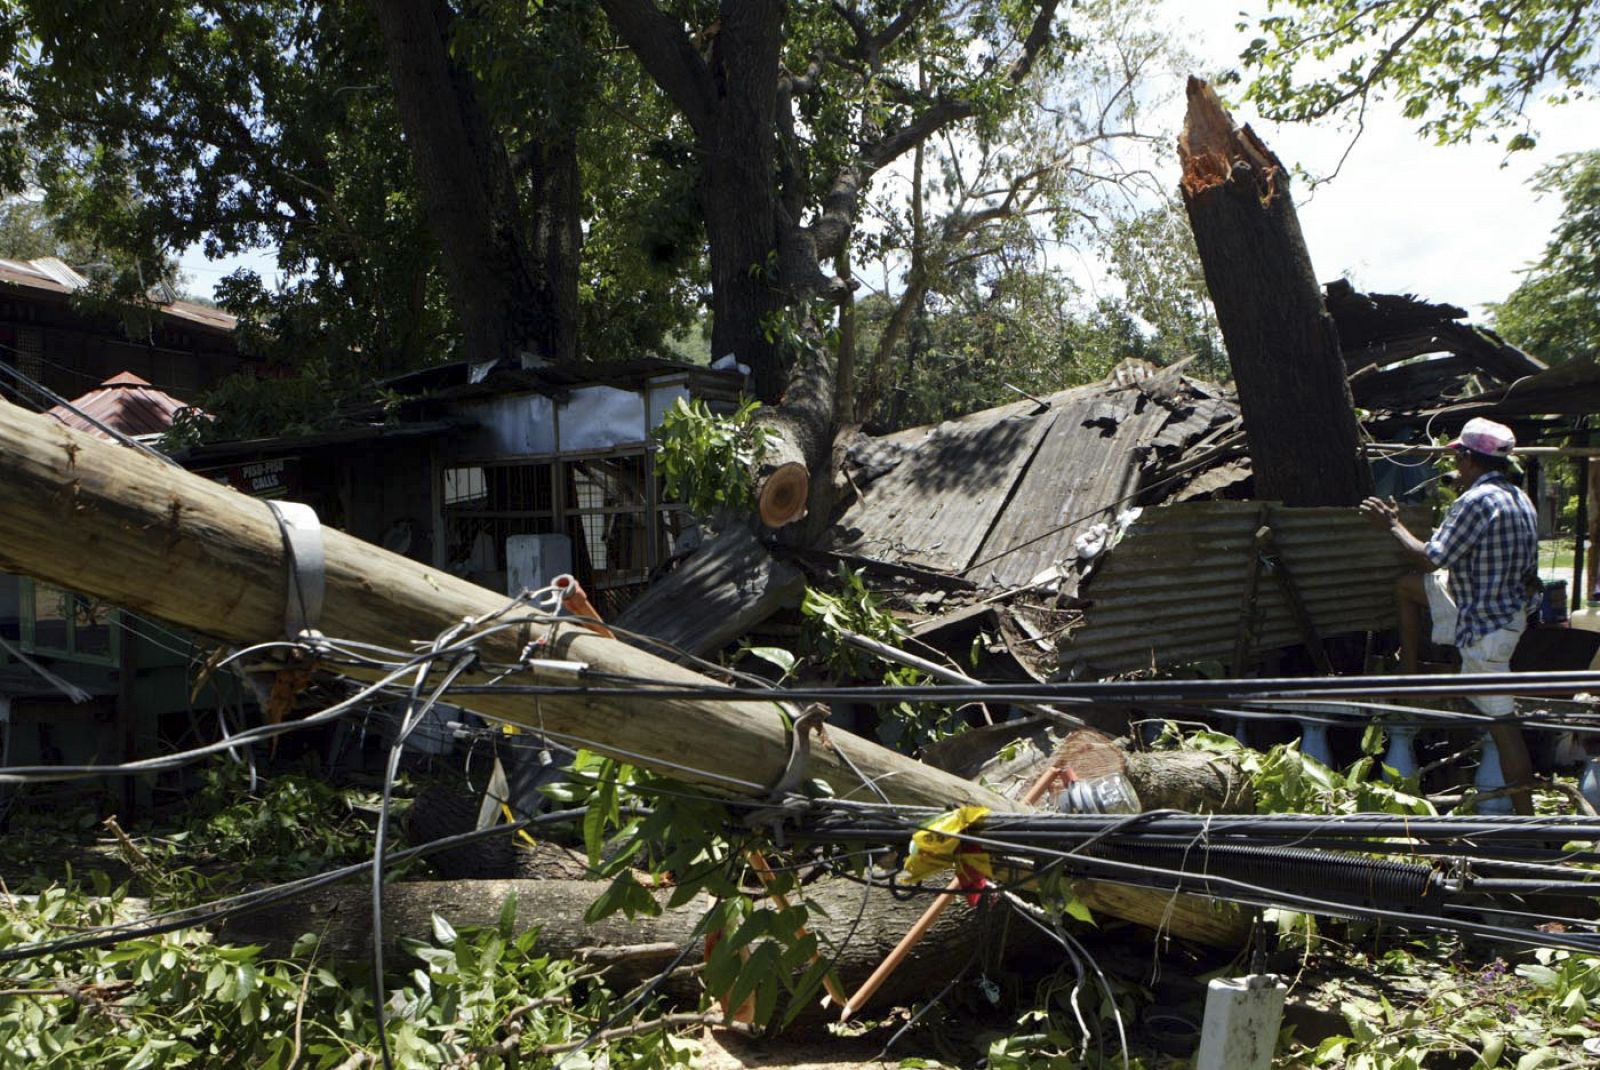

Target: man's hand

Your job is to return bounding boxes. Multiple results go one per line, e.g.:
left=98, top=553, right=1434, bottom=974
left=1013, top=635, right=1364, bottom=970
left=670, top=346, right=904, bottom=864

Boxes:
left=1362, top=496, right=1439, bottom=571
left=1359, top=495, right=1403, bottom=532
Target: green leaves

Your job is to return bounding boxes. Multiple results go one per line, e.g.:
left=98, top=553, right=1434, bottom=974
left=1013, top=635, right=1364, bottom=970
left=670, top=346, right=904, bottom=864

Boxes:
left=583, top=871, right=662, bottom=924
left=652, top=396, right=774, bottom=520
left=1238, top=0, right=1600, bottom=146
left=1492, top=150, right=1600, bottom=365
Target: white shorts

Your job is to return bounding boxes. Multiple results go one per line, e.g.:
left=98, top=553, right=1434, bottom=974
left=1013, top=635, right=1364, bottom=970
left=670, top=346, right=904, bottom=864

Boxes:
left=1421, top=571, right=1526, bottom=716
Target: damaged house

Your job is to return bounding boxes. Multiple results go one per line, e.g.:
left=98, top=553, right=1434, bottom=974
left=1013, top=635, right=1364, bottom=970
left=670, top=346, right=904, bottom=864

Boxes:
left=615, top=283, right=1600, bottom=733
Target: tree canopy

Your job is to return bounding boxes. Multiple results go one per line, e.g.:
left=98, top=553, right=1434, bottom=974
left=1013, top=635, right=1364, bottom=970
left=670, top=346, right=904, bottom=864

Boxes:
left=1493, top=150, right=1600, bottom=362
left=1237, top=0, right=1600, bottom=149
left=0, top=0, right=1223, bottom=440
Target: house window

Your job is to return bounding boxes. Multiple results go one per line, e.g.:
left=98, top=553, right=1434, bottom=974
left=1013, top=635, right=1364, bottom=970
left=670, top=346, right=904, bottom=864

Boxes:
left=19, top=578, right=121, bottom=666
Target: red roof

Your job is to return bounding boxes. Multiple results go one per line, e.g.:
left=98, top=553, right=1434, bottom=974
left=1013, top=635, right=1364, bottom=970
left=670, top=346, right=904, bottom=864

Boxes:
left=46, top=371, right=196, bottom=439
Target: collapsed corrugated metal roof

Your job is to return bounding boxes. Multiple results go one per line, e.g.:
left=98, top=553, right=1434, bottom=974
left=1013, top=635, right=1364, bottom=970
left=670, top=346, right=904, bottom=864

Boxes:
left=823, top=362, right=1238, bottom=591
left=1325, top=281, right=1549, bottom=427
left=1428, top=351, right=1600, bottom=418
left=1058, top=500, right=1427, bottom=677
left=46, top=371, right=192, bottom=439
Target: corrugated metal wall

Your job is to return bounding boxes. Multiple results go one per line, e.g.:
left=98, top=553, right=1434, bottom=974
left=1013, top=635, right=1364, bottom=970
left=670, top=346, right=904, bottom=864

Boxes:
left=1060, top=501, right=1431, bottom=675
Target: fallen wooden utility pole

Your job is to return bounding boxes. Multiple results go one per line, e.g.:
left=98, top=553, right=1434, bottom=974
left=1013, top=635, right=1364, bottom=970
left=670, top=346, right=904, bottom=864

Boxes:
left=0, top=399, right=1244, bottom=945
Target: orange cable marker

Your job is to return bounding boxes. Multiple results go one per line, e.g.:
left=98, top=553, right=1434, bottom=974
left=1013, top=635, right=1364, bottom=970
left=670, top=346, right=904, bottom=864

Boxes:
left=551, top=574, right=616, bottom=639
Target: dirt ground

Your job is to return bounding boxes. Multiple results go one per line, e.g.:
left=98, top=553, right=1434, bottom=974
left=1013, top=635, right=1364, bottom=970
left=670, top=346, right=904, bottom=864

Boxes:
left=693, top=1027, right=913, bottom=1070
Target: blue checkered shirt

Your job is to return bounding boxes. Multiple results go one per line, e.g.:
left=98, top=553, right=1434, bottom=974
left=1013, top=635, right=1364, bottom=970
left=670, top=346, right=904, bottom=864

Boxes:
left=1424, top=472, right=1539, bottom=647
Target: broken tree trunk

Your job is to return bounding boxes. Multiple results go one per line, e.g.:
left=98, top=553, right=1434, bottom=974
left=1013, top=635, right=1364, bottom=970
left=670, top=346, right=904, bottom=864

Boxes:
left=1177, top=77, right=1373, bottom=507
left=219, top=872, right=1246, bottom=1007
left=0, top=400, right=1243, bottom=945
left=220, top=877, right=1017, bottom=1010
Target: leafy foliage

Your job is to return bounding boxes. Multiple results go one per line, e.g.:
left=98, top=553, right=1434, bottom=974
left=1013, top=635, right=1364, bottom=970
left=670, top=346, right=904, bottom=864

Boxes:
left=1286, top=943, right=1600, bottom=1069
left=1151, top=724, right=1600, bottom=1068
left=0, top=884, right=686, bottom=1069
left=1493, top=150, right=1600, bottom=364
left=1172, top=727, right=1436, bottom=816
left=0, top=1, right=455, bottom=382
left=800, top=566, right=963, bottom=750
left=850, top=0, right=1213, bottom=430
left=0, top=764, right=704, bottom=1068
left=651, top=397, right=773, bottom=519
left=161, top=368, right=346, bottom=448
left=1237, top=0, right=1600, bottom=149
left=544, top=750, right=839, bottom=1033
left=1096, top=201, right=1228, bottom=382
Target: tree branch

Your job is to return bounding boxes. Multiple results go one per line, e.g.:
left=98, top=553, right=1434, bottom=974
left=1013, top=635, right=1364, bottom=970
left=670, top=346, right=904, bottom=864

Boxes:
left=799, top=1, right=1061, bottom=272
left=597, top=0, right=716, bottom=134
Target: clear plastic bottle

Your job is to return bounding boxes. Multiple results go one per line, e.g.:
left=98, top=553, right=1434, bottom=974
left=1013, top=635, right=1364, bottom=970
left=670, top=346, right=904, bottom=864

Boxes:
left=1054, top=772, right=1142, bottom=815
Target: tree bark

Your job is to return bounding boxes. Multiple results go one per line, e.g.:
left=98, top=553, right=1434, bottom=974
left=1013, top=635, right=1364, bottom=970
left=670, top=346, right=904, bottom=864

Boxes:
left=754, top=342, right=835, bottom=530
left=368, top=0, right=566, bottom=366
left=699, top=2, right=788, bottom=402
left=219, top=870, right=1245, bottom=1013
left=1178, top=78, right=1372, bottom=507
left=219, top=877, right=1020, bottom=1014
left=528, top=124, right=583, bottom=365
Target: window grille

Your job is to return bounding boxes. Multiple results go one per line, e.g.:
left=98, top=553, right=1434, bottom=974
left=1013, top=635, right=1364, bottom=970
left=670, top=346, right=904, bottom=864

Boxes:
left=440, top=448, right=687, bottom=615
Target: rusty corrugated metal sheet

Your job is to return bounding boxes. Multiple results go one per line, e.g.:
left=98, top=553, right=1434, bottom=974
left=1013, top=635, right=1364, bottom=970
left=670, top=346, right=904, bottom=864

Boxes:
left=828, top=393, right=1058, bottom=574
left=46, top=371, right=193, bottom=438
left=0, top=256, right=237, bottom=334
left=828, top=366, right=1235, bottom=589
left=1060, top=501, right=1429, bottom=675
left=966, top=384, right=1172, bottom=587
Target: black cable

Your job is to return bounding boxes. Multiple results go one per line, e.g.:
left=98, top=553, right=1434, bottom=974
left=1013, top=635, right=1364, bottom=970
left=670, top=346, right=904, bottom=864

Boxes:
left=0, top=655, right=422, bottom=783
left=449, top=668, right=1600, bottom=707
left=0, top=811, right=588, bottom=965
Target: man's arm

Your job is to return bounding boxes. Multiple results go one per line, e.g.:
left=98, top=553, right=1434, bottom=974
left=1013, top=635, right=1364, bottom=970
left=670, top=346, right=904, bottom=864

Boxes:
left=1359, top=496, right=1438, bottom=572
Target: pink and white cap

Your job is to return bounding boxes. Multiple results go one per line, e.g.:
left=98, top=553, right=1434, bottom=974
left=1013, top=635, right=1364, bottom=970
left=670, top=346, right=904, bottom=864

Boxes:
left=1447, top=417, right=1516, bottom=458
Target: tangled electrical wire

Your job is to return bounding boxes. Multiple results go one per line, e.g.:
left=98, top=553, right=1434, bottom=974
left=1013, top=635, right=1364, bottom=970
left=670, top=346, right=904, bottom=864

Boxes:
left=7, top=585, right=1600, bottom=1067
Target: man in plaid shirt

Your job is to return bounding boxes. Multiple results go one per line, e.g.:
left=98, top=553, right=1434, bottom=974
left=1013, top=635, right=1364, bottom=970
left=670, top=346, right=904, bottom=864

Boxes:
left=1361, top=417, right=1539, bottom=814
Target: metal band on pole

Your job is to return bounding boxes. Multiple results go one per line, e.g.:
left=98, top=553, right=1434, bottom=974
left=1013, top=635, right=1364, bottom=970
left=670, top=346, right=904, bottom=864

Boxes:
left=266, top=500, right=325, bottom=639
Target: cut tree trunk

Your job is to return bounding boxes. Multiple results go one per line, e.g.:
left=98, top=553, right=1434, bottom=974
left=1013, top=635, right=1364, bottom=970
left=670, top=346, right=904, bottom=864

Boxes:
left=219, top=871, right=1244, bottom=1015
left=220, top=877, right=1017, bottom=1012
left=0, top=400, right=1244, bottom=945
left=1177, top=77, right=1372, bottom=507
left=754, top=342, right=836, bottom=531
